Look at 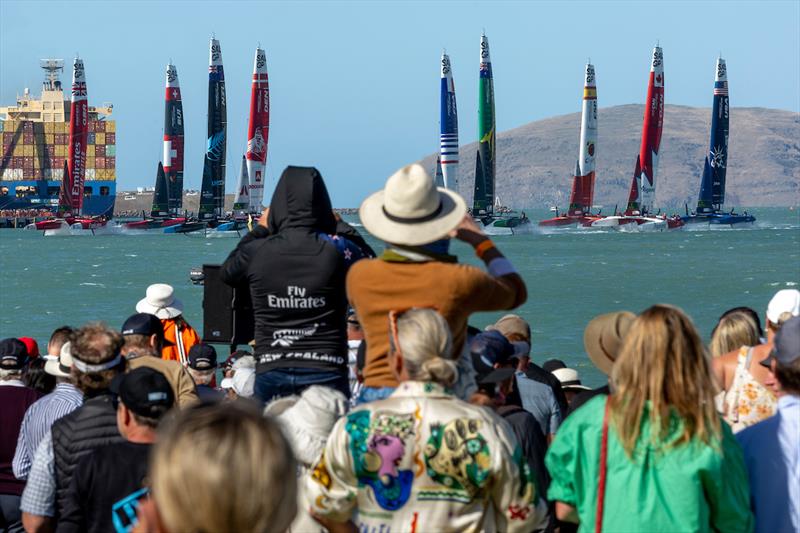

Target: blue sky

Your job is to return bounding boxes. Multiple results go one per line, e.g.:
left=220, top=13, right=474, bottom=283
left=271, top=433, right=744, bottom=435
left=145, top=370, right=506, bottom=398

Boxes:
left=1, top=0, right=798, bottom=206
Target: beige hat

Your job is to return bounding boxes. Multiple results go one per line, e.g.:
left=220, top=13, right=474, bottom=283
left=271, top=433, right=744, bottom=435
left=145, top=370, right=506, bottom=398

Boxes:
left=136, top=283, right=184, bottom=319
left=583, top=311, right=636, bottom=376
left=359, top=163, right=466, bottom=246
left=486, top=314, right=531, bottom=342
left=45, top=341, right=74, bottom=378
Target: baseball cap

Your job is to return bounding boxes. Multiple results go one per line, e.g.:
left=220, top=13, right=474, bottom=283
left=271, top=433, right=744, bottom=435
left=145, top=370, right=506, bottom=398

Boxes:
left=486, top=314, right=531, bottom=341
left=111, top=367, right=175, bottom=419
left=552, top=367, right=591, bottom=392
left=18, top=337, right=40, bottom=359
left=766, top=289, right=800, bottom=325
left=760, top=315, right=800, bottom=368
left=478, top=366, right=516, bottom=385
left=0, top=338, right=28, bottom=370
left=470, top=330, right=516, bottom=378
left=121, top=313, right=174, bottom=346
left=188, top=344, right=217, bottom=370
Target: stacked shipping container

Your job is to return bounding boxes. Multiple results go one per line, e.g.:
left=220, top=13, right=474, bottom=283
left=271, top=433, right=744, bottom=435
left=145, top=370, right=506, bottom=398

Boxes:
left=0, top=119, right=116, bottom=181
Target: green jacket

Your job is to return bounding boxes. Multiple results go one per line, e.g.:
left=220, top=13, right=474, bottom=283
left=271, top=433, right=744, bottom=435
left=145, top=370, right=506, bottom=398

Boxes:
left=546, top=395, right=754, bottom=532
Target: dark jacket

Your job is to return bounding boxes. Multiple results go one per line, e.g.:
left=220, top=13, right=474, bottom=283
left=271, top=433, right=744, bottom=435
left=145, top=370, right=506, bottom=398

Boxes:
left=51, top=392, right=124, bottom=517
left=221, top=166, right=361, bottom=375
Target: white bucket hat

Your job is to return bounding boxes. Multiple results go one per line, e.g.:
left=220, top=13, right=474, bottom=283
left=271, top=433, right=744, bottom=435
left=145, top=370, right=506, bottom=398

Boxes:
left=264, top=385, right=348, bottom=466
left=359, top=163, right=466, bottom=246
left=220, top=367, right=255, bottom=397
left=45, top=341, right=74, bottom=378
left=136, top=283, right=184, bottom=319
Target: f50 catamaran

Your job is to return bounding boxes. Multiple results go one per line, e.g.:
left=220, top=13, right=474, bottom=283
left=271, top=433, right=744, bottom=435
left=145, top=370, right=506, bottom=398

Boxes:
left=682, top=57, right=755, bottom=226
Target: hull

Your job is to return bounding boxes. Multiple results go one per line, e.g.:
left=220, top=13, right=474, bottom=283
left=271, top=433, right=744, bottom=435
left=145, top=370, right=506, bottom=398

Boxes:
left=163, top=221, right=207, bottom=234
left=475, top=214, right=532, bottom=235
left=539, top=215, right=600, bottom=227
left=588, top=215, right=679, bottom=231
left=682, top=213, right=755, bottom=226
left=123, top=217, right=186, bottom=231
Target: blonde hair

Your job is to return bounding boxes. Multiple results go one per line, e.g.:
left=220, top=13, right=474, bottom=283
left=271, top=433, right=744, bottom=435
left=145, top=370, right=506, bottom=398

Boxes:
left=611, top=305, right=721, bottom=457
left=150, top=401, right=297, bottom=533
left=389, top=308, right=457, bottom=386
left=709, top=311, right=759, bottom=358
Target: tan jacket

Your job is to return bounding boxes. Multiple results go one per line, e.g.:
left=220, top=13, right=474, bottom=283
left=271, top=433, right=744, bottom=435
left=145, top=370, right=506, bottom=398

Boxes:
left=127, top=354, right=199, bottom=407
left=347, top=259, right=520, bottom=388
left=305, top=381, right=548, bottom=532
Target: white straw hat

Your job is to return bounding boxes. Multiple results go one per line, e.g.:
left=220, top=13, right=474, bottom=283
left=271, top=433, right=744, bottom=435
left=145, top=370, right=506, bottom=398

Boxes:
left=45, top=341, right=74, bottom=378
left=136, top=283, right=184, bottom=319
left=552, top=367, right=591, bottom=391
left=359, top=163, right=466, bottom=246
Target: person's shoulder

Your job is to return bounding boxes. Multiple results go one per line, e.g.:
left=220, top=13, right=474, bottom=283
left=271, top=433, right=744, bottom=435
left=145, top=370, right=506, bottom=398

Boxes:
left=564, top=394, right=607, bottom=426
left=736, top=413, right=778, bottom=449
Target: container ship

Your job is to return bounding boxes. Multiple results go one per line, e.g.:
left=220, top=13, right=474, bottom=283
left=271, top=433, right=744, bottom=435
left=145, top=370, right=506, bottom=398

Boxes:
left=0, top=59, right=116, bottom=219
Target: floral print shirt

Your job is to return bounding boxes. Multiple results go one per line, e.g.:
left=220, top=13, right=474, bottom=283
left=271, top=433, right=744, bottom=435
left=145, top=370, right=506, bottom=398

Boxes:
left=723, top=347, right=777, bottom=433
left=305, top=380, right=548, bottom=532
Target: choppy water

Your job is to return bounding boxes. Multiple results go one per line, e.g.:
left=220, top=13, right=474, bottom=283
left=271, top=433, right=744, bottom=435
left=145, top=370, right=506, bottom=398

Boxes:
left=1, top=207, right=798, bottom=387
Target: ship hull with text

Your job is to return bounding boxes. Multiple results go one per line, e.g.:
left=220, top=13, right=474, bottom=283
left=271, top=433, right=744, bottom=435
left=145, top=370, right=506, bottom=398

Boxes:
left=0, top=60, right=116, bottom=219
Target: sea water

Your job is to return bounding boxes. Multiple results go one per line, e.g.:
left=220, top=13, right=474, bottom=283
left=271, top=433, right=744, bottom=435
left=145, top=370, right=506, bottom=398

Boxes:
left=1, top=207, right=797, bottom=387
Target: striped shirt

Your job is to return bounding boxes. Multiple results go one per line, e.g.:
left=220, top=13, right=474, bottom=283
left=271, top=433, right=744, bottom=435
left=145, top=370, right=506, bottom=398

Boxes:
left=12, top=382, right=83, bottom=480
left=20, top=431, right=56, bottom=517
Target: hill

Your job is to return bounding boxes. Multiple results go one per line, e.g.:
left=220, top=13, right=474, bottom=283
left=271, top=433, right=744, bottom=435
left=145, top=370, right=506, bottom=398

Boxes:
left=418, top=104, right=800, bottom=209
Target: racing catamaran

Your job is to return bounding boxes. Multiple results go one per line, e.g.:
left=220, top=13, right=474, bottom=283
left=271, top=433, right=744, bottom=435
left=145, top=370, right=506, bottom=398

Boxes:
left=682, top=57, right=755, bottom=226
left=539, top=62, right=601, bottom=227
left=472, top=32, right=530, bottom=234
left=591, top=46, right=682, bottom=230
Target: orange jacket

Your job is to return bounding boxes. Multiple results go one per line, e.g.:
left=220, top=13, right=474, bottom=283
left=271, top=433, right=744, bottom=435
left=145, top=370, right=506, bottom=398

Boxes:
left=160, top=316, right=200, bottom=365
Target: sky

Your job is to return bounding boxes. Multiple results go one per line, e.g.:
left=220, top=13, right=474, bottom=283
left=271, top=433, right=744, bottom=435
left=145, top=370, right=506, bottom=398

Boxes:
left=1, top=0, right=798, bottom=207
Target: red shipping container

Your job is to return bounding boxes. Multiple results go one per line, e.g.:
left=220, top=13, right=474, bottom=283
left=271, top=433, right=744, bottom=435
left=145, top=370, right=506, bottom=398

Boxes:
left=95, top=121, right=106, bottom=132
left=12, top=157, right=23, bottom=168
left=23, top=157, right=34, bottom=169
left=54, top=134, right=65, bottom=144
left=23, top=132, right=34, bottom=144
left=106, top=157, right=115, bottom=168
left=23, top=167, right=33, bottom=179
left=95, top=157, right=106, bottom=169
left=96, top=145, right=105, bottom=157
left=22, top=121, right=34, bottom=133
left=106, top=133, right=115, bottom=144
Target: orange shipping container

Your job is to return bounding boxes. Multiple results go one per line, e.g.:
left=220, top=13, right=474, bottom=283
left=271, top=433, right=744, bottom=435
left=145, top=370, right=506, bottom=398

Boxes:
left=106, top=121, right=116, bottom=133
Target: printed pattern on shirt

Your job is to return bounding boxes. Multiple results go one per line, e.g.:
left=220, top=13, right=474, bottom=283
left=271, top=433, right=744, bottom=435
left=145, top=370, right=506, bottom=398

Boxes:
left=346, top=410, right=415, bottom=511
left=424, top=418, right=491, bottom=499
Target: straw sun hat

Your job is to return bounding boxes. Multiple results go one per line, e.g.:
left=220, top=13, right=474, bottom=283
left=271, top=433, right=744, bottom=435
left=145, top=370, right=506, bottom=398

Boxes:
left=360, top=163, right=466, bottom=246
left=136, top=284, right=184, bottom=319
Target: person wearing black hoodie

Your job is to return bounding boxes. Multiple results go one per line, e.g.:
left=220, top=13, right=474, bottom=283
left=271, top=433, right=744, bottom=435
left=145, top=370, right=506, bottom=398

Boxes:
left=221, top=166, right=366, bottom=403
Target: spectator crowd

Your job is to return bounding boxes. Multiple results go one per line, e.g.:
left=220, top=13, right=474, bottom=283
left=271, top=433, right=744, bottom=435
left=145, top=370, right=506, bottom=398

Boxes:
left=1, top=163, right=798, bottom=533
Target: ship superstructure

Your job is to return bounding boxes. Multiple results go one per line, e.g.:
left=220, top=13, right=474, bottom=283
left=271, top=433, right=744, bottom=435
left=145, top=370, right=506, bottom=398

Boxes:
left=0, top=59, right=116, bottom=217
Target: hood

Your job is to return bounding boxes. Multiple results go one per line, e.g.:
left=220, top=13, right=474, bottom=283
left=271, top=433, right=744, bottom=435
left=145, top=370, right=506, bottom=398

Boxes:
left=267, top=166, right=336, bottom=234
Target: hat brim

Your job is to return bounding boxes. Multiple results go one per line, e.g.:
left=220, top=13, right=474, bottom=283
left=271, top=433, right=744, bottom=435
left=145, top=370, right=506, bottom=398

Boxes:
left=44, top=357, right=71, bottom=378
left=136, top=297, right=184, bottom=319
left=584, top=312, right=634, bottom=376
left=359, top=187, right=466, bottom=246
left=563, top=384, right=592, bottom=392
left=478, top=367, right=516, bottom=385
left=759, top=352, right=775, bottom=369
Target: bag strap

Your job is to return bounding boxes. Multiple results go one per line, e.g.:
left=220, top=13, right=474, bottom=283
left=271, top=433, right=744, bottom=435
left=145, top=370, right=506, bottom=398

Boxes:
left=595, top=398, right=611, bottom=533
